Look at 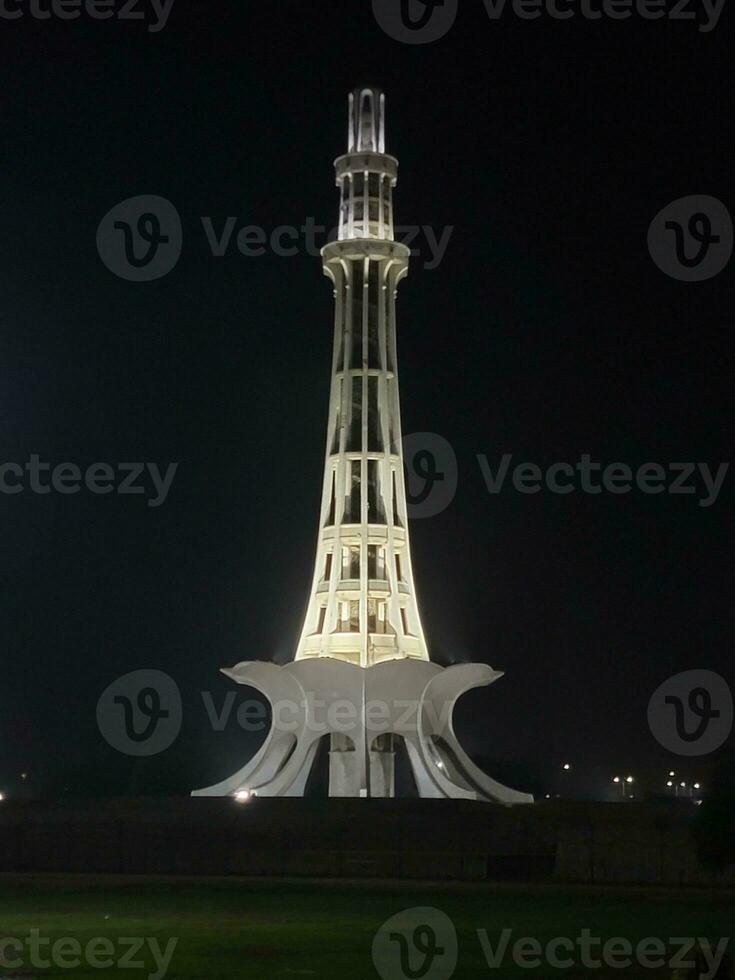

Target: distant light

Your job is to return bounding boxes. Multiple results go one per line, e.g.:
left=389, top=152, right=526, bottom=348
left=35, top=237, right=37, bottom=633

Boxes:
left=666, top=781, right=673, bottom=787
left=545, top=794, right=551, bottom=799
left=626, top=776, right=634, bottom=784
left=234, top=790, right=253, bottom=803
left=613, top=777, right=620, bottom=783
left=680, top=782, right=686, bottom=788
left=0, top=793, right=4, bottom=802
left=694, top=783, right=701, bottom=790
left=20, top=773, right=28, bottom=781
left=668, top=771, right=675, bottom=777
left=563, top=763, right=571, bottom=771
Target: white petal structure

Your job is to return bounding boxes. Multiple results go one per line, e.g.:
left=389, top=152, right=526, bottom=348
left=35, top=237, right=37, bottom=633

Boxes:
left=193, top=88, right=532, bottom=804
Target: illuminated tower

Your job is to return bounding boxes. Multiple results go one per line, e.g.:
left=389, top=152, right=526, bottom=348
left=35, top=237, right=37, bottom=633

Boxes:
left=294, top=87, right=428, bottom=668
left=193, top=88, right=532, bottom=805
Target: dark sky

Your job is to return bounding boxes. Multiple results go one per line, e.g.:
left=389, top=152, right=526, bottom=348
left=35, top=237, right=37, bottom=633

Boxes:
left=0, top=2, right=732, bottom=797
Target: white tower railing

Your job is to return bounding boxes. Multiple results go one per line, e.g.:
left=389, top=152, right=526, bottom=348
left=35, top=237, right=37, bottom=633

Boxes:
left=295, top=86, right=429, bottom=668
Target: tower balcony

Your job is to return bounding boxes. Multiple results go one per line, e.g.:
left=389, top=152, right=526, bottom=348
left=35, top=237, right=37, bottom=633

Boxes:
left=320, top=525, right=407, bottom=546
left=318, top=578, right=392, bottom=598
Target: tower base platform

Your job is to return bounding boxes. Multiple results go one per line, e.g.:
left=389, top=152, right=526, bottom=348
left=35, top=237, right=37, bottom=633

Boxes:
left=192, top=658, right=533, bottom=804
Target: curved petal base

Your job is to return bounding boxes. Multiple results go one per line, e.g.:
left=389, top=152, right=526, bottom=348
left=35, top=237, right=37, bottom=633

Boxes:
left=192, top=659, right=533, bottom=804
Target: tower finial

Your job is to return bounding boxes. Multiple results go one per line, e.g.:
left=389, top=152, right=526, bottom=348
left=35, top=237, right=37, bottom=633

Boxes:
left=337, top=87, right=396, bottom=242
left=348, top=86, right=386, bottom=154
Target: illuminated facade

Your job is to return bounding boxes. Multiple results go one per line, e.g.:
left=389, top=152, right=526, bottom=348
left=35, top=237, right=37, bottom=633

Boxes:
left=193, top=89, right=532, bottom=804
left=294, top=87, right=427, bottom=668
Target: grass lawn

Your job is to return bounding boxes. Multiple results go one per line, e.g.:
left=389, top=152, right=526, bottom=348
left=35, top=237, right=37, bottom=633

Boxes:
left=0, top=875, right=731, bottom=978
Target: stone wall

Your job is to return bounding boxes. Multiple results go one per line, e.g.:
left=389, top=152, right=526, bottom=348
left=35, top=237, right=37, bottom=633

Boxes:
left=0, top=798, right=729, bottom=885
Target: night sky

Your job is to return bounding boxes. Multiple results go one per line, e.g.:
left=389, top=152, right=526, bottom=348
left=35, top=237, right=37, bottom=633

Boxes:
left=1, top=2, right=732, bottom=798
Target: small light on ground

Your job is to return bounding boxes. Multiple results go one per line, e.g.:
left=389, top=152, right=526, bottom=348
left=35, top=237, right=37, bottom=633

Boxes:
left=234, top=790, right=253, bottom=803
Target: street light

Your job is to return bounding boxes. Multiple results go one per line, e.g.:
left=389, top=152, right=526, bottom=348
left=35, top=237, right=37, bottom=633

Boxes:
left=612, top=776, right=631, bottom=799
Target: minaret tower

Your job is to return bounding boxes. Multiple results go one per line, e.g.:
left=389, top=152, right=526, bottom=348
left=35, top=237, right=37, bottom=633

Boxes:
left=193, top=88, right=533, bottom=805
left=294, top=86, right=428, bottom=668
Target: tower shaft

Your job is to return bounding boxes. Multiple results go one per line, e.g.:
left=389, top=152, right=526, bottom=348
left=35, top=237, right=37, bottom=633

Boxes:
left=295, top=87, right=428, bottom=669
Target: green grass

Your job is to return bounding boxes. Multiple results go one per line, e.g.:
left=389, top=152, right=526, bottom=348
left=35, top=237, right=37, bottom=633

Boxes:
left=0, top=875, right=731, bottom=978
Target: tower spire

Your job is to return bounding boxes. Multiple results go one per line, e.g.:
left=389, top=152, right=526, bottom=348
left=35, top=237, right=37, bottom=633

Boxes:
left=335, top=86, right=398, bottom=242
left=347, top=86, right=386, bottom=153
